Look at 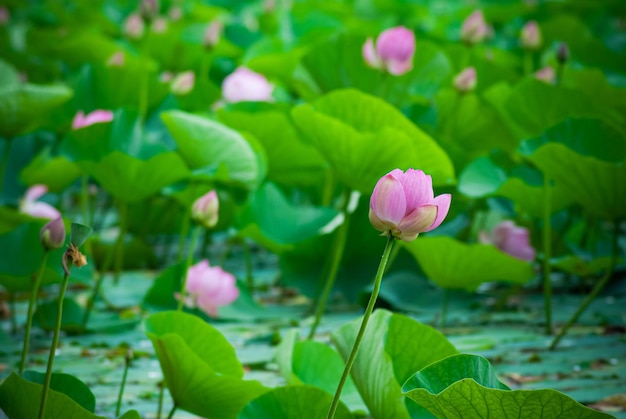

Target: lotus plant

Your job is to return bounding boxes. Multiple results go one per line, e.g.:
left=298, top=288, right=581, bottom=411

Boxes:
left=362, top=26, right=416, bottom=76
left=328, top=168, right=450, bottom=419
left=480, top=220, right=536, bottom=262
left=222, top=67, right=274, bottom=103
left=461, top=10, right=489, bottom=45
left=182, top=260, right=239, bottom=317
left=453, top=67, right=477, bottom=93
left=520, top=21, right=542, bottom=50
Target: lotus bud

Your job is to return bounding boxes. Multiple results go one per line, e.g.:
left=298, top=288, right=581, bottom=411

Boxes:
left=534, top=66, right=556, bottom=84
left=461, top=10, right=489, bottom=45
left=222, top=67, right=274, bottom=103
left=170, top=71, right=195, bottom=95
left=124, top=13, right=145, bottom=39
left=151, top=16, right=168, bottom=33
left=557, top=42, right=569, bottom=65
left=106, top=51, right=125, bottom=67
left=369, top=168, right=451, bottom=242
left=168, top=6, right=182, bottom=21
left=72, top=110, right=114, bottom=130
left=40, top=217, right=66, bottom=251
left=191, top=190, right=219, bottom=228
left=362, top=26, right=415, bottom=76
left=140, top=0, right=159, bottom=22
left=520, top=21, right=541, bottom=50
left=203, top=20, right=223, bottom=49
left=479, top=220, right=535, bottom=261
left=183, top=259, right=239, bottom=317
left=0, top=6, right=9, bottom=25
left=453, top=67, right=477, bottom=93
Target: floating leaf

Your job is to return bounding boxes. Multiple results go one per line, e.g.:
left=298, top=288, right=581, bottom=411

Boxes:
left=161, top=110, right=265, bottom=190
left=403, top=354, right=612, bottom=419
left=144, top=311, right=268, bottom=418
left=291, top=89, right=454, bottom=193
left=331, top=309, right=457, bottom=419
left=403, top=236, right=535, bottom=291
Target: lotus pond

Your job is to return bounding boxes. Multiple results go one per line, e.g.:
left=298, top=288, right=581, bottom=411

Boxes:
left=0, top=0, right=625, bottom=418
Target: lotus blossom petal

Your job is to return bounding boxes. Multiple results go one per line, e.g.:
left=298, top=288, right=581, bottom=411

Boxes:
left=396, top=205, right=438, bottom=242
left=222, top=67, right=274, bottom=103
left=182, top=259, right=239, bottom=317
left=20, top=185, right=61, bottom=220
left=362, top=26, right=415, bottom=76
left=481, top=220, right=536, bottom=262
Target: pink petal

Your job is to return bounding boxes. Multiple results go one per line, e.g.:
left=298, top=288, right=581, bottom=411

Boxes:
left=186, top=260, right=211, bottom=294
left=386, top=59, right=413, bottom=76
left=222, top=67, right=274, bottom=103
left=425, top=193, right=451, bottom=231
left=376, top=26, right=415, bottom=62
left=362, top=38, right=382, bottom=69
left=395, top=204, right=438, bottom=241
left=396, top=169, right=434, bottom=211
left=369, top=174, right=407, bottom=226
left=22, top=201, right=61, bottom=220
left=25, top=184, right=48, bottom=202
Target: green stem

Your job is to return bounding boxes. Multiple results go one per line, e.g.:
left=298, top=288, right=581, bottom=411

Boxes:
left=115, top=351, right=131, bottom=416
left=321, top=169, right=335, bottom=207
left=327, top=234, right=395, bottom=419
left=383, top=241, right=401, bottom=275
left=9, top=293, right=17, bottom=334
left=20, top=251, right=49, bottom=374
left=543, top=175, right=552, bottom=335
left=0, top=138, right=11, bottom=203
left=308, top=202, right=352, bottom=340
left=39, top=263, right=71, bottom=419
left=138, top=33, right=151, bottom=122
left=549, top=220, right=620, bottom=350
left=156, top=381, right=164, bottom=419
left=243, top=239, right=254, bottom=293
left=440, top=288, right=450, bottom=328
left=113, top=201, right=128, bottom=284
left=523, top=50, right=533, bottom=76
left=176, top=207, right=191, bottom=262
left=80, top=175, right=91, bottom=225
left=166, top=405, right=177, bottom=419
left=177, top=225, right=203, bottom=312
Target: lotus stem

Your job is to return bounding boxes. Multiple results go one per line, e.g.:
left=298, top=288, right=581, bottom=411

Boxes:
left=242, top=238, right=254, bottom=293
left=0, top=139, right=10, bottom=203
left=177, top=225, right=202, bottom=312
left=440, top=288, right=450, bottom=328
left=156, top=381, right=164, bottom=419
left=308, top=189, right=352, bottom=339
left=19, top=251, right=49, bottom=374
left=176, top=206, right=191, bottom=262
left=166, top=405, right=177, bottom=419
left=39, top=257, right=71, bottom=419
left=327, top=234, right=395, bottom=419
left=543, top=175, right=553, bottom=335
left=549, top=220, right=620, bottom=350
left=115, top=348, right=132, bottom=416
left=113, top=201, right=128, bottom=284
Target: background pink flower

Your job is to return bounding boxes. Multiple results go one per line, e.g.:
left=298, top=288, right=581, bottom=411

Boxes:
left=362, top=26, right=415, bottom=76
left=72, top=110, right=114, bottom=130
left=222, top=67, right=274, bottom=103
left=184, top=260, right=239, bottom=317
left=19, top=185, right=61, bottom=220
left=480, top=220, right=536, bottom=261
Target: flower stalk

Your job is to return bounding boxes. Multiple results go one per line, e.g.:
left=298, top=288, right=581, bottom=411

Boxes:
left=177, top=225, right=202, bottom=312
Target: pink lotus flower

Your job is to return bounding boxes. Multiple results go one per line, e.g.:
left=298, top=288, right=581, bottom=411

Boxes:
left=40, top=217, right=66, bottom=251
left=191, top=190, right=219, bottom=228
left=222, top=67, right=274, bottom=103
left=184, top=260, right=239, bottom=317
left=480, top=220, right=536, bottom=261
left=0, top=6, right=9, bottom=25
left=362, top=26, right=415, bottom=76
left=20, top=185, right=61, bottom=220
left=124, top=13, right=145, bottom=39
left=203, top=20, right=223, bottom=48
left=520, top=20, right=541, bottom=50
left=535, top=66, right=555, bottom=84
left=72, top=110, right=114, bottom=130
left=369, top=168, right=451, bottom=242
left=106, top=51, right=125, bottom=67
left=461, top=10, right=489, bottom=45
left=453, top=67, right=477, bottom=93
left=150, top=17, right=168, bottom=34
left=170, top=71, right=195, bottom=95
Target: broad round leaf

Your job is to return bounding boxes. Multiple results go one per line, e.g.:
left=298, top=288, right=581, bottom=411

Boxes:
left=403, top=354, right=612, bottom=419
left=403, top=237, right=535, bottom=291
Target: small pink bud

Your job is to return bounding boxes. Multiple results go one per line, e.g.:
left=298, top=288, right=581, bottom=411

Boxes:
left=124, top=13, right=145, bottom=39
left=222, top=67, right=274, bottom=103
left=20, top=185, right=61, bottom=220
left=72, top=110, right=114, bottom=130
left=461, top=10, right=489, bottom=45
left=183, top=260, right=239, bottom=317
left=140, top=0, right=159, bottom=22
left=203, top=20, right=223, bottom=49
left=520, top=21, right=541, bottom=50
left=480, top=220, right=536, bottom=261
left=0, top=6, right=9, bottom=25
left=369, top=168, right=451, bottom=242
left=151, top=17, right=168, bottom=33
left=40, top=217, right=66, bottom=251
left=362, top=26, right=415, bottom=76
left=534, top=66, right=556, bottom=84
left=168, top=6, right=182, bottom=21
left=453, top=67, right=477, bottom=93
left=106, top=51, right=125, bottom=67
left=170, top=71, right=195, bottom=95
left=191, top=190, right=219, bottom=228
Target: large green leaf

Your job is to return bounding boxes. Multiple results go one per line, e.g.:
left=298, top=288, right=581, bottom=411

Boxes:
left=291, top=89, right=454, bottom=193
left=0, top=373, right=140, bottom=419
left=144, top=311, right=268, bottom=418
left=403, top=236, right=535, bottom=291
left=161, top=110, right=265, bottom=190
left=331, top=309, right=458, bottom=419
left=496, top=177, right=573, bottom=218
left=530, top=143, right=626, bottom=220
left=237, top=182, right=339, bottom=247
left=19, top=148, right=82, bottom=193
left=457, top=156, right=508, bottom=198
left=218, top=107, right=327, bottom=187
left=239, top=385, right=353, bottom=419
left=403, top=354, right=612, bottom=419
left=0, top=60, right=73, bottom=137
left=22, top=371, right=96, bottom=413
left=77, top=151, right=189, bottom=203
